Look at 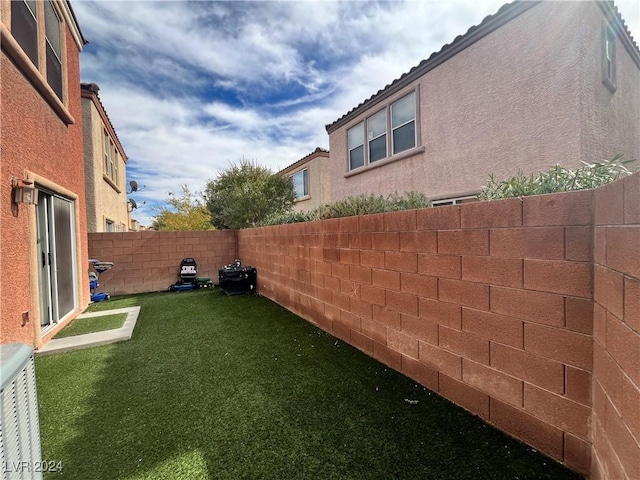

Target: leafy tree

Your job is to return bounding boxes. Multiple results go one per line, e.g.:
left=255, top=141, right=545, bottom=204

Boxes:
left=205, top=159, right=295, bottom=229
left=151, top=185, right=214, bottom=231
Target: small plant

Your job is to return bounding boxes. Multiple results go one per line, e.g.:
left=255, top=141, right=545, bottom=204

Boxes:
left=478, top=154, right=637, bottom=201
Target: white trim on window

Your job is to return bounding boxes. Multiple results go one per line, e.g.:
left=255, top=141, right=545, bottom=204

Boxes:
left=602, top=23, right=617, bottom=93
left=346, top=88, right=419, bottom=172
left=291, top=168, right=309, bottom=199
left=432, top=195, right=478, bottom=206
left=102, top=129, right=121, bottom=191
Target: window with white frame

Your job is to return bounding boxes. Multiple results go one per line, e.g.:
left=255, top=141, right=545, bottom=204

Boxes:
left=432, top=196, right=478, bottom=206
left=291, top=169, right=309, bottom=198
left=603, top=24, right=617, bottom=92
left=103, top=130, right=119, bottom=188
left=347, top=91, right=417, bottom=171
left=105, top=219, right=115, bottom=232
left=367, top=110, right=387, bottom=163
left=348, top=122, right=365, bottom=170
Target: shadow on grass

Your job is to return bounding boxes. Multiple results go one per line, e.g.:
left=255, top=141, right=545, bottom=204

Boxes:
left=36, top=290, right=583, bottom=480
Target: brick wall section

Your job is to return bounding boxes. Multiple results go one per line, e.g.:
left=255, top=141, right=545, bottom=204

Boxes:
left=88, top=230, right=236, bottom=295
left=238, top=189, right=598, bottom=476
left=590, top=173, right=640, bottom=480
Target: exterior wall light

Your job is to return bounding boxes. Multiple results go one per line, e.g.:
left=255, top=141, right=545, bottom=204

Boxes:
left=11, top=177, right=38, bottom=205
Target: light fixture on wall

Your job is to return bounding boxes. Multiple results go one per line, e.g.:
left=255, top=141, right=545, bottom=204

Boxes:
left=11, top=177, right=38, bottom=205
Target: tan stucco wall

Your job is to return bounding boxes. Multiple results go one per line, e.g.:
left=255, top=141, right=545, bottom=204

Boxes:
left=328, top=2, right=639, bottom=202
left=291, top=153, right=331, bottom=212
left=81, top=96, right=129, bottom=232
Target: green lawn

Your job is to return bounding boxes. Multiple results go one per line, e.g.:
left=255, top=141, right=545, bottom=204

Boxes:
left=36, top=290, right=583, bottom=480
left=53, top=313, right=128, bottom=339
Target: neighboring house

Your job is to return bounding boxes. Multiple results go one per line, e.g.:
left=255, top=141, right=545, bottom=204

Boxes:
left=326, top=1, right=640, bottom=204
left=81, top=82, right=130, bottom=232
left=279, top=147, right=331, bottom=212
left=1, top=0, right=88, bottom=347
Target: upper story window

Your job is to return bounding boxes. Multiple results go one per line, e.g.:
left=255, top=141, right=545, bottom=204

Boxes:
left=5, top=0, right=79, bottom=123
left=291, top=169, right=309, bottom=198
left=603, top=24, right=617, bottom=93
left=391, top=92, right=416, bottom=154
left=367, top=110, right=387, bottom=163
left=348, top=122, right=365, bottom=170
left=103, top=130, right=120, bottom=188
left=45, top=1, right=63, bottom=100
left=11, top=1, right=39, bottom=67
left=347, top=91, right=417, bottom=171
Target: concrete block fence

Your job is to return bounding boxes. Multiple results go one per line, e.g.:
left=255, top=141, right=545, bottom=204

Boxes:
left=87, top=230, right=236, bottom=294
left=88, top=172, right=639, bottom=479
left=237, top=172, right=640, bottom=480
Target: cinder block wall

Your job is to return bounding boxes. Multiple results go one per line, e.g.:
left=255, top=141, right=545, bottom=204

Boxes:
left=590, top=173, right=639, bottom=480
left=238, top=186, right=614, bottom=477
left=88, top=230, right=236, bottom=295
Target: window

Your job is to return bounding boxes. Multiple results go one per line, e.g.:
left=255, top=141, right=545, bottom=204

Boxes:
left=5, top=0, right=74, bottom=121
left=348, top=122, right=365, bottom=170
left=103, top=130, right=119, bottom=187
left=347, top=91, right=417, bottom=171
left=368, top=110, right=387, bottom=163
left=391, top=92, right=416, bottom=154
left=432, top=196, right=478, bottom=206
left=105, top=219, right=115, bottom=232
left=291, top=169, right=309, bottom=198
left=45, top=1, right=63, bottom=100
left=11, top=1, right=39, bottom=67
left=603, top=25, right=617, bottom=92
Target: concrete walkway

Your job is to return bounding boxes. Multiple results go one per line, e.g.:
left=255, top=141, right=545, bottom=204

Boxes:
left=37, top=306, right=140, bottom=356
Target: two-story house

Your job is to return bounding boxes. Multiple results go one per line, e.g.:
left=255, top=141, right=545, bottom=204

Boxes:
left=279, top=147, right=331, bottom=212
left=81, top=82, right=130, bottom=232
left=1, top=0, right=88, bottom=348
left=326, top=1, right=639, bottom=204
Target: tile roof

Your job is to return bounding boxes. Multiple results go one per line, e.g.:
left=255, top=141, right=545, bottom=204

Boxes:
left=81, top=83, right=128, bottom=162
left=325, top=0, right=639, bottom=133
left=278, top=147, right=329, bottom=175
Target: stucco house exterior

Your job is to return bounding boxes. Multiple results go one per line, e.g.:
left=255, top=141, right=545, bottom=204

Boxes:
left=326, top=1, right=640, bottom=204
left=1, top=0, right=89, bottom=348
left=279, top=147, right=331, bottom=212
left=81, top=82, right=130, bottom=232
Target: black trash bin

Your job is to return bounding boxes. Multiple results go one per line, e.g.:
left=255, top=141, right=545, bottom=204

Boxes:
left=218, top=260, right=257, bottom=295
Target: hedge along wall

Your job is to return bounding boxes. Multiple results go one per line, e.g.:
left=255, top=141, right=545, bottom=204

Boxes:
left=591, top=173, right=639, bottom=480
left=87, top=230, right=236, bottom=295
left=238, top=186, right=608, bottom=478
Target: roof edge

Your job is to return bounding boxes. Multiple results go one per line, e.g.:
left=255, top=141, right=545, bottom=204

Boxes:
left=326, top=1, right=540, bottom=133
left=61, top=1, right=88, bottom=50
left=598, top=1, right=640, bottom=68
left=278, top=147, right=329, bottom=175
left=81, top=83, right=128, bottom=162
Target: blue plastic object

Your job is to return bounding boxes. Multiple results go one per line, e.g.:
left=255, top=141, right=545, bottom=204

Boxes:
left=91, top=292, right=110, bottom=302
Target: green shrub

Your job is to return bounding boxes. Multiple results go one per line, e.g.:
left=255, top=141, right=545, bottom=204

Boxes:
left=478, top=154, right=637, bottom=201
left=257, top=191, right=431, bottom=226
left=261, top=210, right=319, bottom=226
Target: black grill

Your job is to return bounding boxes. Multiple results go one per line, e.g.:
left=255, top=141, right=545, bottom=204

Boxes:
left=218, top=260, right=257, bottom=296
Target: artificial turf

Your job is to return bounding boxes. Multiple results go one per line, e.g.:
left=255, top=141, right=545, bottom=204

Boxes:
left=53, top=313, right=128, bottom=339
left=36, top=289, right=583, bottom=480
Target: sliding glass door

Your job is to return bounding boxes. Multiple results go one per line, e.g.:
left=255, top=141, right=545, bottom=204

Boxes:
left=36, top=190, right=77, bottom=330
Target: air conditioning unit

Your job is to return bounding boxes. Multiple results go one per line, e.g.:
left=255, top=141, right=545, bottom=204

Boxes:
left=0, top=343, right=43, bottom=480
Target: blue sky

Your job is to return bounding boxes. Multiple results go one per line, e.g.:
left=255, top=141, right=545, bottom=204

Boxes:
left=73, top=0, right=640, bottom=226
